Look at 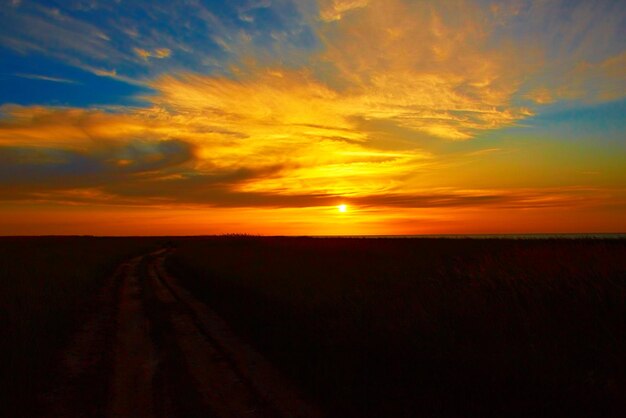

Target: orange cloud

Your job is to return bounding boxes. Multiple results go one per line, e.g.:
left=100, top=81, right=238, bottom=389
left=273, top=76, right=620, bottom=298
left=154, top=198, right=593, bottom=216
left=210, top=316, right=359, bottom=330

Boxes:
left=315, top=0, right=537, bottom=139
left=319, top=0, right=369, bottom=21
left=134, top=47, right=172, bottom=60
left=0, top=57, right=621, bottom=219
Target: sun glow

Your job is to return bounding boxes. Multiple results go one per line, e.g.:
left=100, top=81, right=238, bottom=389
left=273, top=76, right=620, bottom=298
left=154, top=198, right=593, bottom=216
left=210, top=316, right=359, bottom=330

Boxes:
left=338, top=204, right=348, bottom=213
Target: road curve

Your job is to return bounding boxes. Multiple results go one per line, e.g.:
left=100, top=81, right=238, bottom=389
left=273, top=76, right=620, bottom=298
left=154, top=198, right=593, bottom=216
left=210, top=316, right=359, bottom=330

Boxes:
left=107, top=249, right=324, bottom=418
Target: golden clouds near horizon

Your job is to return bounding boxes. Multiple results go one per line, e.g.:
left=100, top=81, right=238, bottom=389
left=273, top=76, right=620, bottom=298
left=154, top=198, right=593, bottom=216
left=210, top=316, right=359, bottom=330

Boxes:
left=1, top=0, right=625, bottom=234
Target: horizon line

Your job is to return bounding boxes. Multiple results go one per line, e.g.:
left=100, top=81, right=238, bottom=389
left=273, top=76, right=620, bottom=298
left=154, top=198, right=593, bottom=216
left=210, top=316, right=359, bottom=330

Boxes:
left=2, top=233, right=625, bottom=239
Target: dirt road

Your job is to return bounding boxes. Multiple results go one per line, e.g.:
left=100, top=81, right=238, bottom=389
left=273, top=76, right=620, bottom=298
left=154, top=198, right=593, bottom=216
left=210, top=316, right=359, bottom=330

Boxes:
left=45, top=249, right=322, bottom=418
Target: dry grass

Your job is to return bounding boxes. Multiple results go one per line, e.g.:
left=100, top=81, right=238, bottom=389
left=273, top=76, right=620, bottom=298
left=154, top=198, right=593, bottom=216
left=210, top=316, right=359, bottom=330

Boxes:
left=168, top=237, right=626, bottom=417
left=0, top=236, right=160, bottom=416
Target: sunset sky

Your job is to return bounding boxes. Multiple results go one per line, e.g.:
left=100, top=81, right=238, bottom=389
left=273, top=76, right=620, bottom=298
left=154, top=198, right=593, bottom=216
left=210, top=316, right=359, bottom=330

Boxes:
left=1, top=0, right=625, bottom=235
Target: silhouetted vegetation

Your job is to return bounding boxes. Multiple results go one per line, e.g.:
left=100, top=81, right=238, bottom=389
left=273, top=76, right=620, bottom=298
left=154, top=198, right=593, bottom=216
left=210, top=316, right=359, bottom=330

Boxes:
left=168, top=237, right=626, bottom=417
left=0, top=237, right=160, bottom=416
left=3, top=236, right=625, bottom=417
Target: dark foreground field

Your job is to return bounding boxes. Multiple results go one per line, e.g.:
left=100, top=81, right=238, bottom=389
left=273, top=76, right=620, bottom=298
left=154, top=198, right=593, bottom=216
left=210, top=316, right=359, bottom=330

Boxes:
left=0, top=237, right=162, bottom=416
left=169, top=237, right=626, bottom=417
left=2, top=236, right=626, bottom=417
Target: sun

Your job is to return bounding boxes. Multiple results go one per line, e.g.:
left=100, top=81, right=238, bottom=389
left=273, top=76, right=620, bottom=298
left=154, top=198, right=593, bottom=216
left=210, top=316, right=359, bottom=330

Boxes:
left=338, top=204, right=348, bottom=213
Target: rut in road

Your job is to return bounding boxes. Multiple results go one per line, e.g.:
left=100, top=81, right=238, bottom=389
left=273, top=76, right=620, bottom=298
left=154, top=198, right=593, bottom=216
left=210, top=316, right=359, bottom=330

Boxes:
left=108, top=249, right=323, bottom=418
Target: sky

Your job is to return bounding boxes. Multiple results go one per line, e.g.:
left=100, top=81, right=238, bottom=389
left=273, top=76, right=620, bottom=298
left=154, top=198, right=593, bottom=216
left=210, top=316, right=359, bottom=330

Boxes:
left=0, top=0, right=625, bottom=235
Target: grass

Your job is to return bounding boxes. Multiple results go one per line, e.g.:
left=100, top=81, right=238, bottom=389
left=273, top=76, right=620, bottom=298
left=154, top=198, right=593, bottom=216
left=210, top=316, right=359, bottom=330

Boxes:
left=167, top=236, right=626, bottom=417
left=3, top=236, right=624, bottom=417
left=0, top=236, right=161, bottom=416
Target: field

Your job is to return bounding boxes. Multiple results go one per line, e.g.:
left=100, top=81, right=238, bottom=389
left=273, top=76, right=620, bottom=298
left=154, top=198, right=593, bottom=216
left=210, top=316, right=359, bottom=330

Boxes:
left=168, top=237, right=626, bottom=417
left=2, top=236, right=625, bottom=417
left=0, top=237, right=161, bottom=416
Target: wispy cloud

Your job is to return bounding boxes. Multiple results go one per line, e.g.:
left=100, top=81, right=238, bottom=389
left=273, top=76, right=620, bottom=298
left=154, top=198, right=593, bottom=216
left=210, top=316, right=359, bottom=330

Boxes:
left=14, top=73, right=78, bottom=84
left=318, top=0, right=369, bottom=21
left=133, top=47, right=172, bottom=61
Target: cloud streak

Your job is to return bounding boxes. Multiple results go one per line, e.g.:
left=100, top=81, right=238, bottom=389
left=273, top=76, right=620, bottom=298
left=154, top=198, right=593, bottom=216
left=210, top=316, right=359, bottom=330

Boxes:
left=14, top=73, right=78, bottom=84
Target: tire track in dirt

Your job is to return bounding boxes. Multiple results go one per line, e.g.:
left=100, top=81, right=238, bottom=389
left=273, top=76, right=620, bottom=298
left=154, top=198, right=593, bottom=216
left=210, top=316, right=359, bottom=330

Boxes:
left=106, top=249, right=324, bottom=418
left=108, top=255, right=159, bottom=418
